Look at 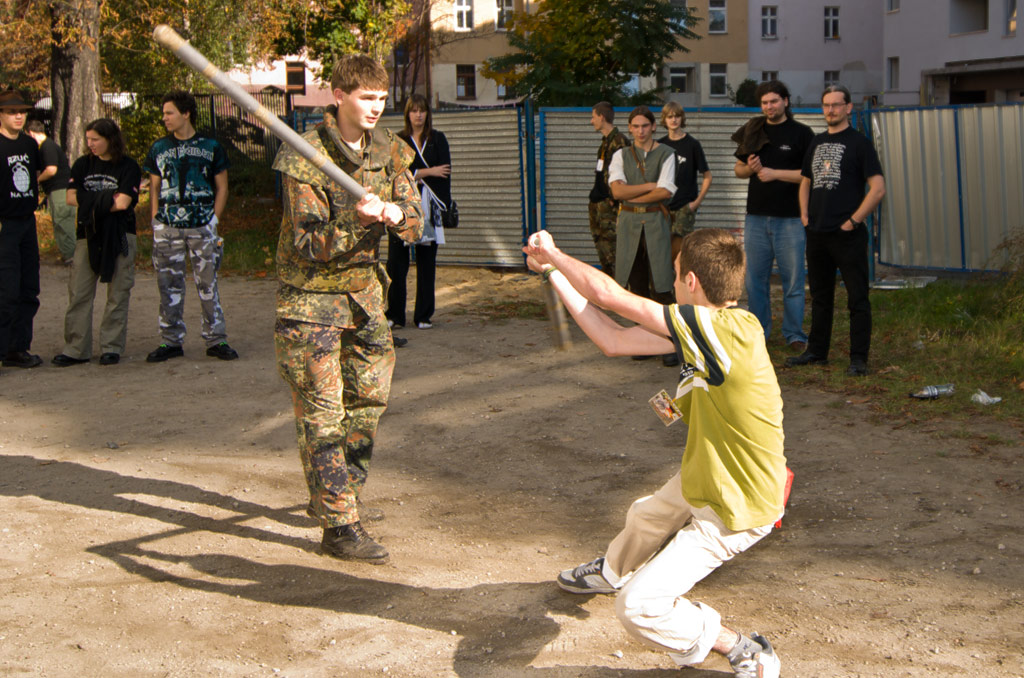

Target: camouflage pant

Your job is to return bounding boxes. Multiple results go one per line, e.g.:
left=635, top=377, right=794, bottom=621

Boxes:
left=152, top=222, right=226, bottom=347
left=275, top=311, right=395, bottom=528
left=588, top=200, right=618, bottom=274
left=669, top=205, right=697, bottom=264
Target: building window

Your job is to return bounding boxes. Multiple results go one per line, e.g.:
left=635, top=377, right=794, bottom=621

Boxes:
left=455, top=0, right=473, bottom=30
left=887, top=0, right=900, bottom=10
left=824, top=6, right=840, bottom=39
left=496, top=0, right=513, bottom=30
left=1007, top=0, right=1018, bottom=35
left=669, top=66, right=694, bottom=93
left=950, top=0, right=988, bottom=34
left=456, top=64, right=476, bottom=99
left=285, top=61, right=306, bottom=96
left=709, top=63, right=727, bottom=96
left=761, top=6, right=778, bottom=37
left=709, top=0, right=727, bottom=33
left=824, top=70, right=840, bottom=87
left=887, top=57, right=900, bottom=90
left=761, top=70, right=778, bottom=82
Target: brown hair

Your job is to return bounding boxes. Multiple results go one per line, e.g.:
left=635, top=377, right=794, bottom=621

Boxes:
left=678, top=229, right=745, bottom=306
left=592, top=101, right=614, bottom=124
left=402, top=93, right=432, bottom=138
left=85, top=118, right=126, bottom=164
left=821, top=84, right=852, bottom=104
left=659, top=101, right=685, bottom=127
left=628, top=105, right=654, bottom=125
left=331, top=54, right=389, bottom=94
left=26, top=120, right=47, bottom=134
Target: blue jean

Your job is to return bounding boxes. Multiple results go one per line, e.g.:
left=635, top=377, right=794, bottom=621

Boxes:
left=743, top=215, right=807, bottom=344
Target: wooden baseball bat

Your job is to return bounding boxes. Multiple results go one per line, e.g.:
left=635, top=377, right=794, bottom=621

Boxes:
left=542, top=279, right=573, bottom=350
left=152, top=24, right=365, bottom=199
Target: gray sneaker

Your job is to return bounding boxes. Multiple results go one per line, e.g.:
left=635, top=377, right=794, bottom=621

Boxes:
left=557, top=556, right=617, bottom=594
left=729, top=633, right=781, bottom=678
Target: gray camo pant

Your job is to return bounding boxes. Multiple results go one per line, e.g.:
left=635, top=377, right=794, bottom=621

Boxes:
left=152, top=222, right=226, bottom=347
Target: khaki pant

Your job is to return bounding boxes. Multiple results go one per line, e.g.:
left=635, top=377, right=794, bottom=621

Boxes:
left=61, top=235, right=137, bottom=358
left=602, top=471, right=775, bottom=666
left=47, top=189, right=78, bottom=262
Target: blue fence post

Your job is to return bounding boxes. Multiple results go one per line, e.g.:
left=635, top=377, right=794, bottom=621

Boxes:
left=952, top=106, right=968, bottom=271
left=523, top=99, right=539, bottom=249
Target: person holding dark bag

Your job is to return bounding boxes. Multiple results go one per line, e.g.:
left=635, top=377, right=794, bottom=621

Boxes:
left=52, top=118, right=141, bottom=367
left=386, top=94, right=451, bottom=331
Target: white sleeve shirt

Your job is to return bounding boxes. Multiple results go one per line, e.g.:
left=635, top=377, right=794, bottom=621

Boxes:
left=608, top=147, right=677, bottom=196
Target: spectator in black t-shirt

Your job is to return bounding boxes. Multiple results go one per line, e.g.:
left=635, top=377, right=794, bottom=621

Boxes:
left=0, top=90, right=43, bottom=372
left=658, top=101, right=711, bottom=266
left=789, top=85, right=885, bottom=377
left=52, top=118, right=142, bottom=367
left=733, top=80, right=814, bottom=353
left=26, top=120, right=76, bottom=263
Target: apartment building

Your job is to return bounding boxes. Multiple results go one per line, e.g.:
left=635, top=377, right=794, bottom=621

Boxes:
left=747, top=2, right=883, bottom=106
left=882, top=0, right=1023, bottom=105
left=660, top=0, right=750, bottom=107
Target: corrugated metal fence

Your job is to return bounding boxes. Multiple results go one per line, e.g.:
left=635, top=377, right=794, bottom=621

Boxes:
left=282, top=101, right=1024, bottom=272
left=870, top=103, right=1024, bottom=272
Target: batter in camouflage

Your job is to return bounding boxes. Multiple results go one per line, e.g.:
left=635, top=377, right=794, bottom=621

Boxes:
left=273, top=55, right=423, bottom=564
left=144, top=90, right=237, bottom=363
left=587, top=102, right=629, bottom=275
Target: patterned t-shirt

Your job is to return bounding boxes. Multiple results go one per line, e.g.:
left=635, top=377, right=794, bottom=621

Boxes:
left=664, top=303, right=787, bottom=531
left=144, top=134, right=229, bottom=229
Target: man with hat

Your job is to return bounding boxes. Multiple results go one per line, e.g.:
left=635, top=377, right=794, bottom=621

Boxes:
left=0, top=90, right=43, bottom=373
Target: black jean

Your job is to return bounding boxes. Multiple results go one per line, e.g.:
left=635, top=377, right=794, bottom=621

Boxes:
left=0, top=217, right=40, bottom=357
left=385, top=231, right=438, bottom=327
left=805, top=225, right=871, bottom=362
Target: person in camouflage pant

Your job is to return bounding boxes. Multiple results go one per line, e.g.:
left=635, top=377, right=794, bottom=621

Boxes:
left=587, top=101, right=629, bottom=275
left=273, top=55, right=423, bottom=565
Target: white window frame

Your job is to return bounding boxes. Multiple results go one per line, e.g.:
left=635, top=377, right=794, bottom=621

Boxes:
left=824, top=70, right=840, bottom=87
left=761, top=6, right=778, bottom=38
left=824, top=6, right=840, bottom=39
left=709, top=0, right=727, bottom=34
left=455, top=0, right=473, bottom=31
left=669, top=66, right=693, bottom=93
left=709, top=63, right=728, bottom=97
left=887, top=0, right=900, bottom=11
left=496, top=0, right=513, bottom=31
left=761, top=70, right=778, bottom=82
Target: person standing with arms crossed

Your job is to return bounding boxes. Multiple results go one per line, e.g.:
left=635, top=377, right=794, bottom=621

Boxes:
left=789, top=84, right=885, bottom=377
left=272, top=55, right=423, bottom=564
left=526, top=228, right=786, bottom=678
left=0, top=90, right=42, bottom=373
left=26, top=120, right=77, bottom=264
left=733, top=80, right=814, bottom=353
left=610, top=105, right=677, bottom=366
left=586, top=101, right=629, bottom=275
left=144, top=90, right=237, bottom=363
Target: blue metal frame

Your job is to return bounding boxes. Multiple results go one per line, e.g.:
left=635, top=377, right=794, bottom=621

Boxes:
left=952, top=107, right=968, bottom=271
left=537, top=109, right=548, bottom=232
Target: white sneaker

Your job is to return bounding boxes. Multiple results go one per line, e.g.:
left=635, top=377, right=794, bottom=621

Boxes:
left=729, top=633, right=780, bottom=678
left=417, top=321, right=432, bottom=329
left=387, top=319, right=394, bottom=328
left=557, top=556, right=616, bottom=594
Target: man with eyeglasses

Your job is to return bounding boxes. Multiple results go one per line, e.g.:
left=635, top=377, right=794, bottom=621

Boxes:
left=789, top=85, right=885, bottom=377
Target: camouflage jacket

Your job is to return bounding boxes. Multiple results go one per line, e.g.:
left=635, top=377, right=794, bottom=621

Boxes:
left=590, top=126, right=630, bottom=203
left=273, top=108, right=423, bottom=325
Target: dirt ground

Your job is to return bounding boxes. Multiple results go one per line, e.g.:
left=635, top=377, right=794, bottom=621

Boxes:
left=1, top=263, right=1023, bottom=678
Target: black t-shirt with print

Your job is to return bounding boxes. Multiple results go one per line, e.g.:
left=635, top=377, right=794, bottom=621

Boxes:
left=801, top=126, right=883, bottom=232
left=658, top=134, right=710, bottom=210
left=0, top=132, right=40, bottom=220
left=69, top=154, right=142, bottom=238
left=739, top=117, right=814, bottom=218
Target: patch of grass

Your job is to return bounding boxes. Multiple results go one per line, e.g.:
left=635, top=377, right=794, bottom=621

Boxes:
left=773, top=275, right=1024, bottom=425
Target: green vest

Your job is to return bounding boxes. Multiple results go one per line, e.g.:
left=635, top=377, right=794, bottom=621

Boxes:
left=614, top=143, right=674, bottom=292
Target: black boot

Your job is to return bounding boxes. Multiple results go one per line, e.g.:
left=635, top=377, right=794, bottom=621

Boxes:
left=321, top=522, right=389, bottom=564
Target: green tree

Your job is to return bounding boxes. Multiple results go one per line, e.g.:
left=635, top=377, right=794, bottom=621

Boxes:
left=481, top=0, right=699, bottom=106
left=275, top=0, right=412, bottom=78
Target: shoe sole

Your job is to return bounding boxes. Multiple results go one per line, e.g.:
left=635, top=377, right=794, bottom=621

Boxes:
left=146, top=353, right=183, bottom=363
left=556, top=576, right=617, bottom=595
